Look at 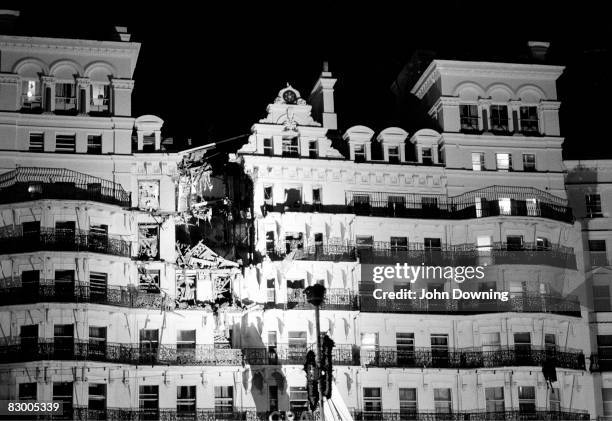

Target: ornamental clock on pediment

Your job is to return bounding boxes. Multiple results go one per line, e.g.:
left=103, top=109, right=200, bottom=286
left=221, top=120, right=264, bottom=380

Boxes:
left=275, top=84, right=307, bottom=105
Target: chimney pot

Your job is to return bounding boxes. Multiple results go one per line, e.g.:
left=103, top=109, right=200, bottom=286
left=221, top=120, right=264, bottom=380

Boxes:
left=528, top=41, right=550, bottom=62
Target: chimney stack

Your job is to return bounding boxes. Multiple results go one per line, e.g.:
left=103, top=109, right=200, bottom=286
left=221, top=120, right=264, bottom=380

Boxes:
left=0, top=10, right=20, bottom=33
left=114, top=26, right=132, bottom=42
left=528, top=41, right=550, bottom=62
left=309, top=62, right=338, bottom=130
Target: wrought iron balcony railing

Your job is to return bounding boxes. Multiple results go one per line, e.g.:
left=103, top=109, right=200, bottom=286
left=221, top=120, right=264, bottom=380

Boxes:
left=0, top=227, right=131, bottom=257
left=346, top=186, right=573, bottom=223
left=243, top=343, right=359, bottom=366
left=263, top=203, right=350, bottom=214
left=361, top=346, right=586, bottom=370
left=49, top=407, right=268, bottom=421
left=0, top=339, right=243, bottom=366
left=268, top=243, right=357, bottom=261
left=358, top=241, right=577, bottom=270
left=0, top=167, right=131, bottom=207
left=0, top=279, right=165, bottom=309
left=359, top=291, right=582, bottom=317
left=352, top=409, right=590, bottom=421
left=284, top=288, right=359, bottom=310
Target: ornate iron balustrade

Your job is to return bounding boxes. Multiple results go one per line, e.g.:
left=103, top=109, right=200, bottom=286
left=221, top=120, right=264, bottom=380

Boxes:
left=352, top=409, right=590, bottom=421
left=243, top=343, right=359, bottom=366
left=0, top=339, right=243, bottom=366
left=285, top=288, right=359, bottom=310
left=0, top=279, right=165, bottom=309
left=359, top=291, right=582, bottom=317
left=0, top=167, right=131, bottom=207
left=346, top=186, right=573, bottom=223
left=361, top=346, right=586, bottom=370
left=62, top=407, right=268, bottom=421
left=263, top=203, right=350, bottom=214
left=0, top=227, right=131, bottom=257
left=268, top=243, right=357, bottom=261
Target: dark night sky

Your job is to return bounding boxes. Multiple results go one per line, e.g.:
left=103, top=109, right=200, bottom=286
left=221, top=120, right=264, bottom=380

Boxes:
left=4, top=2, right=611, bottom=159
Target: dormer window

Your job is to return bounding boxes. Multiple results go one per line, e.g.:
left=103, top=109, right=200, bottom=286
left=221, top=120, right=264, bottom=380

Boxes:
left=21, top=80, right=41, bottom=110
left=308, top=140, right=318, bottom=158
left=422, top=148, right=433, bottom=165
left=388, top=146, right=400, bottom=163
left=460, top=104, right=479, bottom=132
left=519, top=106, right=539, bottom=135
left=142, top=134, right=155, bottom=152
left=282, top=137, right=299, bottom=157
left=90, top=84, right=110, bottom=114
left=490, top=105, right=509, bottom=133
left=263, top=138, right=273, bottom=156
left=354, top=145, right=366, bottom=163
left=55, top=83, right=76, bottom=112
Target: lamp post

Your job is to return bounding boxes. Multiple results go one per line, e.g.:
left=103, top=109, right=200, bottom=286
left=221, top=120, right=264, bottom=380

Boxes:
left=304, top=284, right=326, bottom=421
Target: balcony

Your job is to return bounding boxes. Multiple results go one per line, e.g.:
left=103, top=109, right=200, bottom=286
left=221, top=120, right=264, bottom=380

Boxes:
left=263, top=202, right=350, bottom=214
left=243, top=344, right=359, bottom=366
left=268, top=243, right=356, bottom=262
left=346, top=186, right=574, bottom=224
left=361, top=346, right=586, bottom=370
left=66, top=408, right=270, bottom=421
left=359, top=291, right=581, bottom=317
left=0, top=167, right=131, bottom=207
left=0, top=279, right=165, bottom=309
left=20, top=94, right=43, bottom=112
left=55, top=96, right=77, bottom=113
left=0, top=227, right=131, bottom=257
left=283, top=288, right=359, bottom=310
left=590, top=251, right=610, bottom=267
left=352, top=409, right=589, bottom=421
left=358, top=241, right=576, bottom=270
left=0, top=339, right=243, bottom=366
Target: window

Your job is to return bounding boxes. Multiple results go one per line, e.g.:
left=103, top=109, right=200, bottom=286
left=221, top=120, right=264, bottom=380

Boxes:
left=284, top=187, right=302, bottom=207
left=138, top=181, right=160, bottom=210
left=490, top=105, right=509, bottom=132
left=424, top=238, right=442, bottom=251
left=431, top=334, right=449, bottom=365
left=514, top=332, right=531, bottom=352
left=526, top=198, right=538, bottom=216
left=282, top=137, right=299, bottom=157
left=288, top=331, right=307, bottom=361
left=545, top=333, right=557, bottom=351
left=496, top=153, right=512, bottom=171
left=177, top=386, right=196, bottom=414
left=589, top=239, right=607, bottom=252
left=22, top=80, right=41, bottom=109
left=354, top=144, right=366, bottom=162
left=396, top=333, right=415, bottom=366
left=485, top=387, right=504, bottom=413
left=586, top=194, right=603, bottom=218
left=264, top=186, right=273, bottom=205
left=90, top=84, right=110, bottom=112
left=139, top=268, right=160, bottom=292
left=138, top=224, right=160, bottom=260
left=390, top=236, right=408, bottom=251
left=549, top=390, right=561, bottom=411
left=139, top=329, right=159, bottom=362
left=603, top=388, right=612, bottom=416
left=522, top=154, right=536, bottom=172
left=399, top=388, right=417, bottom=419
left=598, top=335, right=612, bottom=360
left=308, top=140, right=318, bottom=158
left=312, top=187, right=322, bottom=204
left=87, top=135, right=102, bottom=154
left=536, top=237, right=551, bottom=250
left=506, top=235, right=524, bottom=251
left=263, top=137, right=273, bottom=156
left=269, top=386, right=279, bottom=412
left=289, top=387, right=308, bottom=416
left=88, top=384, right=106, bottom=411
left=89, top=272, right=107, bottom=301
left=353, top=194, right=371, bottom=212
left=356, top=235, right=374, bottom=249
left=19, top=383, right=37, bottom=401
left=421, top=147, right=432, bottom=165
left=21, top=270, right=40, bottom=291
left=54, top=324, right=74, bottom=358
left=594, top=285, right=611, bottom=312
left=215, top=386, right=233, bottom=414
left=434, top=388, right=452, bottom=413
left=363, top=388, right=382, bottom=416
left=388, top=146, right=400, bottom=163
left=265, top=231, right=275, bottom=253
left=139, top=385, right=159, bottom=419
left=520, top=106, right=539, bottom=134
left=53, top=382, right=73, bottom=418
left=55, top=134, right=76, bottom=153
left=422, top=196, right=438, bottom=210
left=20, top=325, right=38, bottom=349
left=177, top=330, right=196, bottom=359
left=55, top=83, right=76, bottom=110
left=29, top=133, right=44, bottom=152
left=518, top=386, right=536, bottom=413
left=460, top=104, right=479, bottom=131
left=142, top=134, right=155, bottom=151
left=472, top=152, right=485, bottom=171
left=481, top=332, right=501, bottom=352
left=388, top=196, right=406, bottom=215
left=89, top=326, right=106, bottom=358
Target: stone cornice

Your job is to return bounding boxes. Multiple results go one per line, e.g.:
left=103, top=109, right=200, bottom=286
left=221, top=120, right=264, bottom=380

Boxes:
left=0, top=73, right=20, bottom=84
left=111, top=78, right=135, bottom=90
left=540, top=100, right=561, bottom=110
